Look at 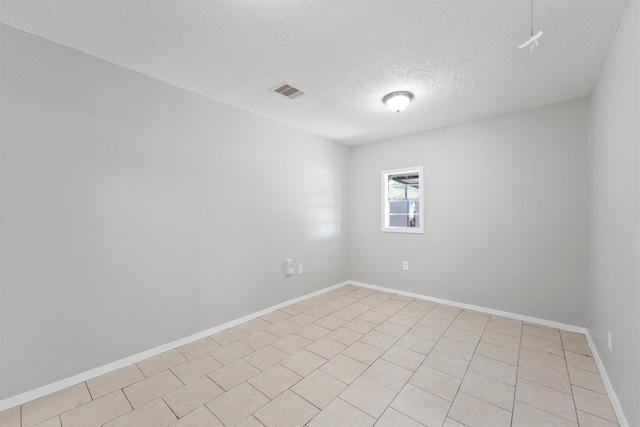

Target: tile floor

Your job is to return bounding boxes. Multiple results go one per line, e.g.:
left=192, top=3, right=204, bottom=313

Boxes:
left=0, top=285, right=620, bottom=427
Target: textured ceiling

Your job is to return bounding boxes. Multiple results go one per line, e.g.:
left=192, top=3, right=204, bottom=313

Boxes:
left=0, top=0, right=629, bottom=145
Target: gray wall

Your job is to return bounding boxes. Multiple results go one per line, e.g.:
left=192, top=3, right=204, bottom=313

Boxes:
left=588, top=0, right=640, bottom=425
left=348, top=98, right=589, bottom=326
left=0, top=25, right=348, bottom=400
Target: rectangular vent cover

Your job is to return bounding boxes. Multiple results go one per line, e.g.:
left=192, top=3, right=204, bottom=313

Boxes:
left=271, top=82, right=305, bottom=99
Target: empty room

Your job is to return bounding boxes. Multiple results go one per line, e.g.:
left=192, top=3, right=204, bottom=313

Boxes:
left=0, top=1, right=638, bottom=426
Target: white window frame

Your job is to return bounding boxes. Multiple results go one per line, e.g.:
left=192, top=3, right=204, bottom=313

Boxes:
left=381, top=166, right=424, bottom=234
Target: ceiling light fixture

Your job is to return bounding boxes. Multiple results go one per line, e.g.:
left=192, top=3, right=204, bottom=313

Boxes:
left=383, top=91, right=413, bottom=113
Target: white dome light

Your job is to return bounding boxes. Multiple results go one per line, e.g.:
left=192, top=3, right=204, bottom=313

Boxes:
left=383, top=91, right=413, bottom=113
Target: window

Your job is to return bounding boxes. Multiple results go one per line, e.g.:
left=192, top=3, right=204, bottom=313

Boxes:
left=382, top=166, right=424, bottom=233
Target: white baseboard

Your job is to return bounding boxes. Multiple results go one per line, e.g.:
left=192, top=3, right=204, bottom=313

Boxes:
left=0, top=281, right=349, bottom=412
left=349, top=280, right=628, bottom=426
left=585, top=333, right=629, bottom=427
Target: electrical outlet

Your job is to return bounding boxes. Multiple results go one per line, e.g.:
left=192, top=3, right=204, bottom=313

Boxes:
left=299, top=264, right=304, bottom=274
left=402, top=261, right=409, bottom=270
left=608, top=331, right=612, bottom=352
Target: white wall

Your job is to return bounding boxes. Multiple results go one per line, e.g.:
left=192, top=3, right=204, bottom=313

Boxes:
left=588, top=0, right=640, bottom=425
left=348, top=98, right=589, bottom=326
left=0, top=25, right=349, bottom=400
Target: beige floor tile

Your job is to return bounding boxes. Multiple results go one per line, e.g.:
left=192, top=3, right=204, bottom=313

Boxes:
left=280, top=349, right=327, bottom=377
left=359, top=330, right=398, bottom=350
left=468, top=354, right=517, bottom=386
left=169, top=406, right=223, bottom=426
left=22, top=382, right=92, bottom=426
left=171, top=356, right=222, bottom=384
left=313, top=315, right=348, bottom=330
left=398, top=306, right=430, bottom=319
left=291, top=370, right=347, bottom=409
left=235, top=415, right=265, bottom=427
left=375, top=321, right=410, bottom=338
left=512, top=400, right=577, bottom=427
left=572, top=385, right=617, bottom=423
left=307, top=398, right=375, bottom=427
left=305, top=336, right=347, bottom=359
left=395, top=334, right=436, bottom=355
left=375, top=407, right=424, bottom=427
left=295, top=323, right=331, bottom=341
left=320, top=354, right=368, bottom=384
left=271, top=333, right=312, bottom=355
left=163, top=376, right=224, bottom=418
left=260, top=310, right=291, bottom=324
left=475, top=341, right=519, bottom=365
left=86, top=364, right=145, bottom=399
left=523, top=324, right=561, bottom=342
left=342, top=341, right=384, bottom=365
left=247, top=364, right=301, bottom=399
left=423, top=349, right=470, bottom=379
left=488, top=315, right=522, bottom=328
left=419, top=315, right=454, bottom=330
left=521, top=334, right=564, bottom=356
left=481, top=330, right=521, bottom=351
left=343, top=317, right=378, bottom=334
left=339, top=376, right=397, bottom=418
left=358, top=310, right=389, bottom=324
left=448, top=392, right=511, bottom=427
left=241, top=330, right=279, bottom=350
left=380, top=345, right=425, bottom=371
left=209, top=341, right=254, bottom=365
left=254, top=390, right=319, bottom=427
left=391, top=384, right=451, bottom=427
left=33, top=416, right=61, bottom=427
left=208, top=359, right=260, bottom=391
left=104, top=398, right=177, bottom=427
left=515, top=378, right=577, bottom=423
left=10, top=286, right=623, bottom=427
left=409, top=365, right=461, bottom=401
left=363, top=359, right=413, bottom=392
left=238, top=318, right=271, bottom=334
left=60, top=390, right=131, bottom=427
left=451, top=318, right=487, bottom=334
left=177, top=338, right=221, bottom=360
left=519, top=346, right=567, bottom=373
left=243, top=345, right=288, bottom=370
left=388, top=313, right=420, bottom=327
left=565, top=351, right=599, bottom=373
left=326, top=327, right=363, bottom=345
left=408, top=323, right=445, bottom=341
left=444, top=326, right=482, bottom=344
left=460, top=371, right=514, bottom=410
left=434, top=337, right=476, bottom=360
left=264, top=321, right=300, bottom=338
left=288, top=312, right=318, bottom=327
left=124, top=370, right=183, bottom=408
left=0, top=406, right=20, bottom=427
left=443, top=417, right=466, bottom=427
left=568, top=365, right=606, bottom=394
left=518, top=359, right=571, bottom=394
left=577, top=410, right=620, bottom=427
left=371, top=303, right=400, bottom=316
left=137, top=349, right=187, bottom=377
left=563, top=338, right=592, bottom=356
left=206, top=382, right=269, bottom=426
left=210, top=327, right=249, bottom=346
left=485, top=321, right=522, bottom=338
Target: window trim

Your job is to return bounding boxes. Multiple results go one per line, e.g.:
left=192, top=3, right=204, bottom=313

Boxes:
left=381, top=166, right=424, bottom=234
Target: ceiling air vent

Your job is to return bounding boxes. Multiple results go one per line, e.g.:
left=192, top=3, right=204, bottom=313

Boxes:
left=271, top=82, right=305, bottom=99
